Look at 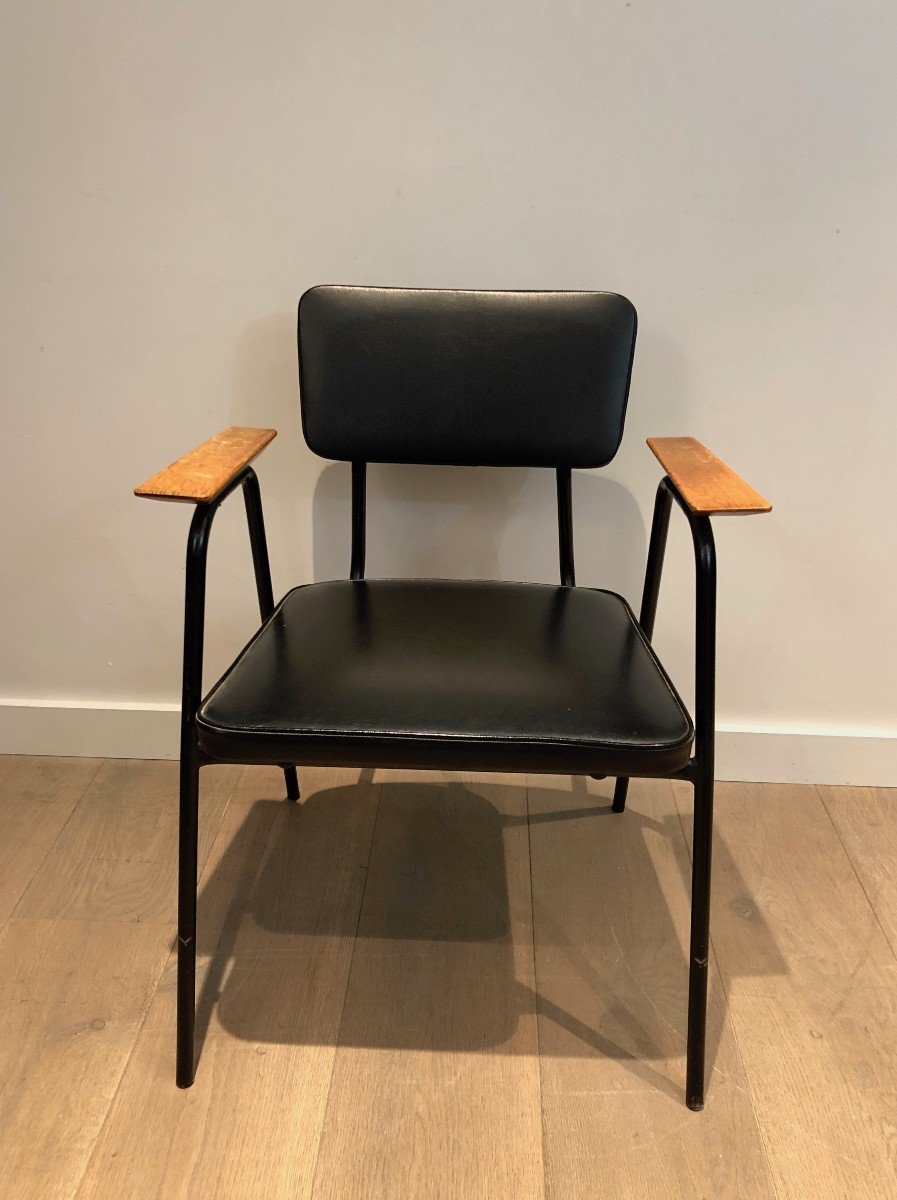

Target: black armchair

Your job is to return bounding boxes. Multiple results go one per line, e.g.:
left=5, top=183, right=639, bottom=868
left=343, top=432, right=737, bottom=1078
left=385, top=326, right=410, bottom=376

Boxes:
left=136, top=286, right=771, bottom=1109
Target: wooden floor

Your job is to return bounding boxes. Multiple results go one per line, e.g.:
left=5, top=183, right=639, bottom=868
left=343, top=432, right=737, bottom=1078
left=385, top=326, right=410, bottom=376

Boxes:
left=1, top=757, right=895, bottom=1198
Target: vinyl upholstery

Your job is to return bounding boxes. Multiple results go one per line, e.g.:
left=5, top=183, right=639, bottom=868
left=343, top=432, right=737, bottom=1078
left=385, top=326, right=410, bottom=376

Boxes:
left=197, top=580, right=693, bottom=776
left=297, top=286, right=637, bottom=467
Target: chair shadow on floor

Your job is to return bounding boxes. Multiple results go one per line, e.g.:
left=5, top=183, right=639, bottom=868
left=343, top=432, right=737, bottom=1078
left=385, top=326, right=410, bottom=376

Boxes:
left=192, top=770, right=785, bottom=1104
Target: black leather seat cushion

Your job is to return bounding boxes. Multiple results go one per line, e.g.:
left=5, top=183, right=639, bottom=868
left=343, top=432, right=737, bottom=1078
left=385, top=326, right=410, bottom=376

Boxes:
left=197, top=580, right=693, bottom=777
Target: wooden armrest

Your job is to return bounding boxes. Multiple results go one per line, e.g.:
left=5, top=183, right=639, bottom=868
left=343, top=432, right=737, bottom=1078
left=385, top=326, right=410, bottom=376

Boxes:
left=647, top=437, right=771, bottom=515
left=134, top=426, right=277, bottom=503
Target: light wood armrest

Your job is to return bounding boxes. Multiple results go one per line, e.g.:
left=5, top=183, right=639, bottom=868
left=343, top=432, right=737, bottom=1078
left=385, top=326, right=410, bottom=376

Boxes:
left=647, top=437, right=771, bottom=515
left=134, top=426, right=277, bottom=503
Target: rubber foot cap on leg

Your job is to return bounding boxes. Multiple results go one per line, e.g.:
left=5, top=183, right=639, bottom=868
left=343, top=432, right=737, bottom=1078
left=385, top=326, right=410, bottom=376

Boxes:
left=176, top=1066, right=195, bottom=1089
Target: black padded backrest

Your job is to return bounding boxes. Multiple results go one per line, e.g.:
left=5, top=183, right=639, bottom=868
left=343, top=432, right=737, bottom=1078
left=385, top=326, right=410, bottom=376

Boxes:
left=297, top=286, right=637, bottom=468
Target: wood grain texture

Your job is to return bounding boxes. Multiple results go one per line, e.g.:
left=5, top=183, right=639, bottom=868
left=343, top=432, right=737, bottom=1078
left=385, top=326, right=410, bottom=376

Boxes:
left=0, top=756, right=102, bottom=928
left=134, top=426, right=277, bottom=503
left=2, top=757, right=896, bottom=1199
left=309, top=772, right=544, bottom=1200
left=76, top=765, right=381, bottom=1200
left=817, top=784, right=897, bottom=960
left=674, top=780, right=897, bottom=1199
left=14, top=760, right=240, bottom=924
left=530, top=775, right=776, bottom=1199
left=0, top=918, right=173, bottom=1200
left=647, top=437, right=772, bottom=514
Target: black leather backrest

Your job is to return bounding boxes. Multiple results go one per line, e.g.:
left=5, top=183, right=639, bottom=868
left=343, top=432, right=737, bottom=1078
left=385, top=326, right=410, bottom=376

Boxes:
left=297, top=286, right=637, bottom=468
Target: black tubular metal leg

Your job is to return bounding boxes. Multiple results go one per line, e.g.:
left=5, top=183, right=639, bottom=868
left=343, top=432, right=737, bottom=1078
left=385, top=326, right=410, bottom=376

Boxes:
left=176, top=466, right=286, bottom=1086
left=614, top=476, right=716, bottom=1106
left=176, top=741, right=200, bottom=1087
left=176, top=498, right=219, bottom=1088
left=611, top=777, right=629, bottom=812
left=686, top=765, right=714, bottom=1109
left=283, top=766, right=301, bottom=802
left=681, top=500, right=717, bottom=1111
left=242, top=470, right=300, bottom=803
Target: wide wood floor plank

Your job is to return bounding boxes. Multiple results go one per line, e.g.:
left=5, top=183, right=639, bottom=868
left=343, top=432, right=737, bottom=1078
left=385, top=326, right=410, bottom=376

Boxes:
left=818, top=784, right=897, bottom=958
left=0, top=756, right=102, bottom=928
left=4, top=758, right=896, bottom=1200
left=531, top=775, right=776, bottom=1200
left=0, top=917, right=172, bottom=1200
left=75, top=766, right=380, bottom=1200
left=674, top=780, right=897, bottom=1199
left=310, top=772, right=544, bottom=1200
left=14, top=760, right=241, bottom=924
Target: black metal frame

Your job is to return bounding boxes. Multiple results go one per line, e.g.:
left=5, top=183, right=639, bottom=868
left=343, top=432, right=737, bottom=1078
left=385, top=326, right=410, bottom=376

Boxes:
left=175, top=465, right=717, bottom=1109
left=592, top=474, right=715, bottom=1108
left=175, top=465, right=299, bottom=1087
left=623, top=475, right=717, bottom=1110
left=556, top=466, right=576, bottom=587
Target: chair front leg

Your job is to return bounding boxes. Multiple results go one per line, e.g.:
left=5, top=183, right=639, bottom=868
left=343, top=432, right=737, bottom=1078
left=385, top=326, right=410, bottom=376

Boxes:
left=175, top=501, right=217, bottom=1088
left=176, top=738, right=200, bottom=1087
left=686, top=763, right=714, bottom=1109
left=684, top=502, right=716, bottom=1111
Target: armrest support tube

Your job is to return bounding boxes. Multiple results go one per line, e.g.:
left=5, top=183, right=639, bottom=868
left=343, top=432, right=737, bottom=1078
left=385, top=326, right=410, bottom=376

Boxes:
left=179, top=466, right=273, bottom=761
left=641, top=476, right=717, bottom=778
left=690, top=507, right=717, bottom=788
left=639, top=481, right=673, bottom=639
left=242, top=468, right=275, bottom=619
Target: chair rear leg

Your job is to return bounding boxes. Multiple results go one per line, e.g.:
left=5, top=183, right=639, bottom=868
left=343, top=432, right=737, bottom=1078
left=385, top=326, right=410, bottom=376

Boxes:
left=283, top=766, right=301, bottom=802
left=612, top=777, right=629, bottom=813
left=686, top=768, right=714, bottom=1110
left=176, top=750, right=200, bottom=1088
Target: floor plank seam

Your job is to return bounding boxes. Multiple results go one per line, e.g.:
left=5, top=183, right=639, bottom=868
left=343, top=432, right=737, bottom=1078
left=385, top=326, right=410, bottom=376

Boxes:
left=2, top=756, right=106, bottom=938
left=815, top=783, right=897, bottom=965
left=308, top=772, right=383, bottom=1200
left=65, top=768, right=247, bottom=1200
left=7, top=760, right=896, bottom=1199
left=67, top=933, right=174, bottom=1200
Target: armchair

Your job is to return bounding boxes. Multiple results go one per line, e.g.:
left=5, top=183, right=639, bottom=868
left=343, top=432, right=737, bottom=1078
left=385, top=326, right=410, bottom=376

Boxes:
left=136, top=288, right=770, bottom=1110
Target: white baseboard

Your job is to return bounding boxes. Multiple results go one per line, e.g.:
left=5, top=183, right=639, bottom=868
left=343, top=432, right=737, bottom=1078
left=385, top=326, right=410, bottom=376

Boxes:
left=712, top=724, right=897, bottom=786
left=0, top=699, right=181, bottom=761
left=1, top=699, right=895, bottom=786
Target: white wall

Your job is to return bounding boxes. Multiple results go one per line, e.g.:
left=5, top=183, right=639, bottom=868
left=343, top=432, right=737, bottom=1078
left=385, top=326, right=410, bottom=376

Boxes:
left=2, top=2, right=896, bottom=782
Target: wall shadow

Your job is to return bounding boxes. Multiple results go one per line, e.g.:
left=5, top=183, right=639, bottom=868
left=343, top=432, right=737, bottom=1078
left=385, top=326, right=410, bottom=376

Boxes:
left=192, top=772, right=786, bottom=1104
